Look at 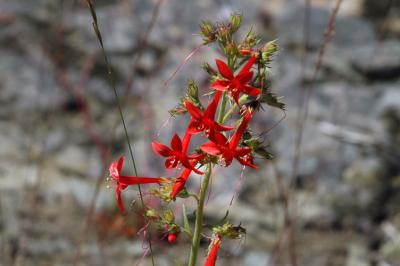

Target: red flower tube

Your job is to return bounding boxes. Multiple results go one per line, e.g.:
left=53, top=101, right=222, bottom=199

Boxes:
left=109, top=156, right=163, bottom=213
left=204, top=235, right=222, bottom=266
left=170, top=168, right=192, bottom=200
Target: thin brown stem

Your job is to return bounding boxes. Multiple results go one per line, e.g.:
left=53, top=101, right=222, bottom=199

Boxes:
left=84, top=1, right=156, bottom=265
left=288, top=1, right=343, bottom=265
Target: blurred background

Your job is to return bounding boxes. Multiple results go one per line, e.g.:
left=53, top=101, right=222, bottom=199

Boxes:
left=0, top=0, right=400, bottom=265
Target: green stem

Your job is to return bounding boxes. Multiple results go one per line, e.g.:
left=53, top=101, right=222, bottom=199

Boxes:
left=217, top=92, right=228, bottom=124
left=188, top=163, right=212, bottom=266
left=222, top=95, right=248, bottom=123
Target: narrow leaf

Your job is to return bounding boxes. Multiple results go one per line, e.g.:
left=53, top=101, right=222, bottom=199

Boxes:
left=182, top=204, right=192, bottom=236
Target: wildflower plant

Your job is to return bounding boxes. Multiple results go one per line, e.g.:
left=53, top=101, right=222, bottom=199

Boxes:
left=85, top=1, right=284, bottom=264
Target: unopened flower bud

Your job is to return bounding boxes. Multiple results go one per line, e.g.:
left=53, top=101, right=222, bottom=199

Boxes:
left=217, top=25, right=230, bottom=44
left=163, top=209, right=175, bottom=224
left=261, top=40, right=278, bottom=63
left=202, top=62, right=217, bottom=76
left=200, top=21, right=216, bottom=44
left=225, top=41, right=238, bottom=56
left=230, top=14, right=242, bottom=33
left=214, top=223, right=246, bottom=239
left=167, top=233, right=178, bottom=244
left=145, top=208, right=159, bottom=221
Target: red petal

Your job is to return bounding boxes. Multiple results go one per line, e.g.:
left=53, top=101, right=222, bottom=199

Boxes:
left=235, top=147, right=252, bottom=156
left=229, top=111, right=252, bottom=149
left=109, top=161, right=119, bottom=180
left=116, top=186, right=125, bottom=214
left=171, top=134, right=183, bottom=152
left=117, top=156, right=125, bottom=173
left=185, top=101, right=203, bottom=120
left=209, top=132, right=228, bottom=145
left=238, top=55, right=256, bottom=76
left=182, top=131, right=192, bottom=154
left=187, top=121, right=202, bottom=134
left=212, top=122, right=235, bottom=132
left=187, top=153, right=205, bottom=160
left=171, top=168, right=192, bottom=199
left=237, top=70, right=253, bottom=84
left=231, top=90, right=241, bottom=106
left=235, top=155, right=258, bottom=168
left=212, top=80, right=230, bottom=91
left=242, top=85, right=262, bottom=96
left=165, top=157, right=178, bottom=169
left=201, top=142, right=223, bottom=155
left=182, top=160, right=204, bottom=174
left=215, top=59, right=234, bottom=79
left=152, top=141, right=172, bottom=157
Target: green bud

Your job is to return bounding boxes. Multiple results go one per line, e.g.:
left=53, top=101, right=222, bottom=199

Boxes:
left=225, top=41, right=238, bottom=56
left=202, top=62, right=217, bottom=76
left=261, top=40, right=278, bottom=63
left=213, top=223, right=246, bottom=239
left=230, top=14, right=242, bottom=33
left=145, top=208, right=159, bottom=221
left=200, top=21, right=216, bottom=44
left=163, top=209, right=175, bottom=224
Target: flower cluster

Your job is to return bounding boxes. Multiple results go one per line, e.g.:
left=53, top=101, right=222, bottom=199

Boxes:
left=107, top=14, right=284, bottom=265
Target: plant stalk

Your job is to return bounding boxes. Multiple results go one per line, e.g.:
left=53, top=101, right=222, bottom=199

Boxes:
left=188, top=163, right=212, bottom=266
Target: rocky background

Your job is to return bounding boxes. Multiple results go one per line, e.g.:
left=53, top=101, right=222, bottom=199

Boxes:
left=0, top=0, right=400, bottom=265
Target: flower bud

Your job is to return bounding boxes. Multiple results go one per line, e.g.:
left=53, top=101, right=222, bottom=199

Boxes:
left=225, top=41, right=238, bottom=56
left=230, top=14, right=242, bottom=33
left=213, top=223, right=246, bottom=239
left=217, top=25, right=230, bottom=44
left=202, top=62, right=217, bottom=76
left=167, top=233, right=178, bottom=244
left=163, top=209, right=175, bottom=224
left=261, top=40, right=278, bottom=63
left=200, top=21, right=216, bottom=44
left=145, top=208, right=159, bottom=221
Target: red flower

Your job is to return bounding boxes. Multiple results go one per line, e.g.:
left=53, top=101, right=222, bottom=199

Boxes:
left=201, top=111, right=257, bottom=168
left=109, top=156, right=163, bottom=213
left=171, top=168, right=192, bottom=200
left=204, top=235, right=221, bottom=266
left=185, top=91, right=234, bottom=135
left=212, top=56, right=261, bottom=104
left=152, top=133, right=204, bottom=174
left=168, top=233, right=178, bottom=244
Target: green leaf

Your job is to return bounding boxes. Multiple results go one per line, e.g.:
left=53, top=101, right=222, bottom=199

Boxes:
left=182, top=204, right=192, bottom=236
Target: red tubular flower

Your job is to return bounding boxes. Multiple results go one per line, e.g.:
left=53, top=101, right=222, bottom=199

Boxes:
left=171, top=168, right=192, bottom=199
left=109, top=156, right=163, bottom=213
left=200, top=111, right=257, bottom=168
left=204, top=236, right=221, bottom=266
left=212, top=55, right=262, bottom=104
left=152, top=133, right=204, bottom=174
left=185, top=91, right=234, bottom=136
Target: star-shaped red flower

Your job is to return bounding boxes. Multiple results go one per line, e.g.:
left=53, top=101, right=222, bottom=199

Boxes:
left=109, top=156, right=163, bottom=213
left=200, top=111, right=257, bottom=168
left=152, top=133, right=204, bottom=174
left=212, top=55, right=261, bottom=104
left=185, top=91, right=234, bottom=135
